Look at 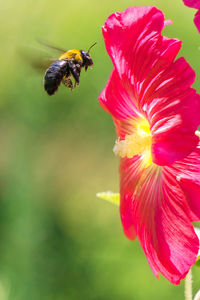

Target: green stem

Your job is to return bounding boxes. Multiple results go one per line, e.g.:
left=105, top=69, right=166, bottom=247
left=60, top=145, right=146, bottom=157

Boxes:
left=185, top=269, right=193, bottom=300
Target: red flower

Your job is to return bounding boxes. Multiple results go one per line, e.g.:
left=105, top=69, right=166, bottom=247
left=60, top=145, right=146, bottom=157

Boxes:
left=99, top=6, right=200, bottom=284
left=183, top=0, right=200, bottom=32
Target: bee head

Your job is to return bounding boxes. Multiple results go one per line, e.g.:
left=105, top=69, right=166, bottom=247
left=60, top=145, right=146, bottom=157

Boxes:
left=81, top=51, right=93, bottom=68
left=80, top=42, right=97, bottom=70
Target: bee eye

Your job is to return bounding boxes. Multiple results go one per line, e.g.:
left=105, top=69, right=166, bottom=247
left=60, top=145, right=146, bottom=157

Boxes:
left=81, top=51, right=90, bottom=58
left=80, top=51, right=93, bottom=67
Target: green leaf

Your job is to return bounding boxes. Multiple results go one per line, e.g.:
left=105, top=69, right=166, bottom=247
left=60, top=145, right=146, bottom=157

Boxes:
left=96, top=191, right=120, bottom=206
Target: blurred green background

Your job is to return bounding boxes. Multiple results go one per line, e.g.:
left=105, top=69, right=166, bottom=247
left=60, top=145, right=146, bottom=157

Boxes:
left=0, top=0, right=200, bottom=299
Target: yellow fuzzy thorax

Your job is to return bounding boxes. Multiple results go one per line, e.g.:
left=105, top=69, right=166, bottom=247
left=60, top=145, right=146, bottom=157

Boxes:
left=58, top=49, right=83, bottom=63
left=113, top=117, right=152, bottom=167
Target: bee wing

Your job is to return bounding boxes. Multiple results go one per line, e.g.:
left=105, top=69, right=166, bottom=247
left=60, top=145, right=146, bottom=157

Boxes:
left=36, top=39, right=67, bottom=53
left=28, top=57, right=57, bottom=73
left=18, top=45, right=58, bottom=73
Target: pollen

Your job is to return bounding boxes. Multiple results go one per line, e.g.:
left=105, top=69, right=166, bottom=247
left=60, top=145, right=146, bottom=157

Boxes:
left=113, top=118, right=152, bottom=166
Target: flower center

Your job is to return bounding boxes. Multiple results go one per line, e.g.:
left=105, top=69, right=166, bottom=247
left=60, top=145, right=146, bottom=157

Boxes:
left=113, top=118, right=152, bottom=166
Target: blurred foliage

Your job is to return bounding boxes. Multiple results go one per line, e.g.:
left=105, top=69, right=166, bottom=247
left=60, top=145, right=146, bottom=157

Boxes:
left=0, top=0, right=200, bottom=299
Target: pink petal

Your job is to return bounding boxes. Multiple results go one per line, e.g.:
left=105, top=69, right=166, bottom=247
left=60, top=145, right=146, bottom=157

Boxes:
left=120, top=155, right=145, bottom=240
left=183, top=0, right=200, bottom=9
left=102, top=7, right=182, bottom=107
left=99, top=70, right=138, bottom=120
left=194, top=10, right=200, bottom=32
left=99, top=70, right=140, bottom=138
left=147, top=57, right=200, bottom=165
left=183, top=0, right=200, bottom=32
left=102, top=7, right=200, bottom=165
left=120, top=157, right=199, bottom=284
left=165, top=143, right=200, bottom=221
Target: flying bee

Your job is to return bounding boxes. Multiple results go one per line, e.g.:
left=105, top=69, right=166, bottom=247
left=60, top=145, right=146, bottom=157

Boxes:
left=20, top=41, right=97, bottom=96
left=42, top=42, right=97, bottom=96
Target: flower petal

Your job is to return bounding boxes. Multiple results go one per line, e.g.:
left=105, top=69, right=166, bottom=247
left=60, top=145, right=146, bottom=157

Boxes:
left=148, top=57, right=200, bottom=165
left=194, top=10, right=200, bottom=33
left=120, top=158, right=199, bottom=284
left=183, top=0, right=200, bottom=9
left=120, top=155, right=145, bottom=240
left=183, top=0, right=200, bottom=32
left=102, top=6, right=182, bottom=108
left=165, top=144, right=200, bottom=221
left=99, top=70, right=138, bottom=120
left=102, top=6, right=200, bottom=164
left=99, top=70, right=141, bottom=138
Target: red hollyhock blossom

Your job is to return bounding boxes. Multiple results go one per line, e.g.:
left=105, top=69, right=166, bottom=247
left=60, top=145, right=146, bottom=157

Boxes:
left=183, top=0, right=200, bottom=32
left=99, top=6, right=200, bottom=284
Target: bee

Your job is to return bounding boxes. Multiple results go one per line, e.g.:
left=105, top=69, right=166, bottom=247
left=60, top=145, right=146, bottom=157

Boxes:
left=42, top=42, right=97, bottom=96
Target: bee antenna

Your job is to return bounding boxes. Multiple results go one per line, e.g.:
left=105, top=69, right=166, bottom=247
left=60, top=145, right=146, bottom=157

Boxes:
left=87, top=42, right=97, bottom=53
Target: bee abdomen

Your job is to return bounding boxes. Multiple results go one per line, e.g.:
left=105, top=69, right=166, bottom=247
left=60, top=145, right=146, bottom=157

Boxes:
left=44, top=60, right=69, bottom=95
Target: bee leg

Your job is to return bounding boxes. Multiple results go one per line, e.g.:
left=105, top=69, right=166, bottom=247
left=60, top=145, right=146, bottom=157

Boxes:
left=68, top=62, right=81, bottom=87
left=62, top=76, right=73, bottom=90
left=85, top=65, right=93, bottom=71
left=74, top=64, right=81, bottom=87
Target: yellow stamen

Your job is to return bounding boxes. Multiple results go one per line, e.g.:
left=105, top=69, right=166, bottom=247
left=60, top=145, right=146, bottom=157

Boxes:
left=113, top=118, right=152, bottom=167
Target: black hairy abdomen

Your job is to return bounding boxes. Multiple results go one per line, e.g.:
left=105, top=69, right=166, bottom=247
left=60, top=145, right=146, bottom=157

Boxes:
left=44, top=60, right=68, bottom=95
